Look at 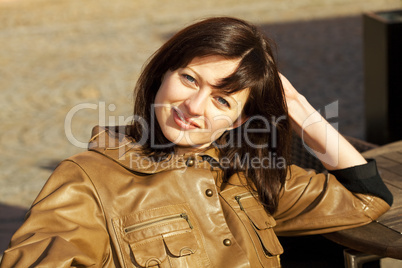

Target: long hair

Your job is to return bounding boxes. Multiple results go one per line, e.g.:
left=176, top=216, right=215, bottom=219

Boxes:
left=128, top=17, right=291, bottom=214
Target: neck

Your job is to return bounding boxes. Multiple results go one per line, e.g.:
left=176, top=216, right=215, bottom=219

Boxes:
left=175, top=144, right=211, bottom=155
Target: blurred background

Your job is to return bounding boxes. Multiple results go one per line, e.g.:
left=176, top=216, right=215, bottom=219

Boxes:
left=0, top=0, right=401, bottom=265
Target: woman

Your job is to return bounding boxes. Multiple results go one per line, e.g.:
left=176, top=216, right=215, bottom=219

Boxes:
left=1, top=17, right=392, bottom=267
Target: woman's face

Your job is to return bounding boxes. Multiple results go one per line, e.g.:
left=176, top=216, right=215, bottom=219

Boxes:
left=154, top=55, right=249, bottom=154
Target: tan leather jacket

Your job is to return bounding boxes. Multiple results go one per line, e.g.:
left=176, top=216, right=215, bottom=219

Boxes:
left=1, top=126, right=390, bottom=268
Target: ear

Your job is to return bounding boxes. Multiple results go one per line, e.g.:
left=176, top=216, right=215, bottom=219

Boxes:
left=228, top=115, right=249, bottom=130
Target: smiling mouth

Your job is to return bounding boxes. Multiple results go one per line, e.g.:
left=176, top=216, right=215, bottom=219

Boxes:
left=172, top=107, right=201, bottom=129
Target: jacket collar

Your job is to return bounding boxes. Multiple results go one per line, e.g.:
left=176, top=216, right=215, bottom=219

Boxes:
left=88, top=126, right=221, bottom=174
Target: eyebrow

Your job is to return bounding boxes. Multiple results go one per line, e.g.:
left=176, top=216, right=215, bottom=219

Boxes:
left=186, top=67, right=212, bottom=87
left=185, top=67, right=238, bottom=102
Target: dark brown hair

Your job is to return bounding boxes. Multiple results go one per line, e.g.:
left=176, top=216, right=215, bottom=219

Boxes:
left=128, top=17, right=291, bottom=214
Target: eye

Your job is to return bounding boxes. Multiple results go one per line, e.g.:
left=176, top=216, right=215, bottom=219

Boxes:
left=215, top=96, right=230, bottom=108
left=182, top=74, right=196, bottom=84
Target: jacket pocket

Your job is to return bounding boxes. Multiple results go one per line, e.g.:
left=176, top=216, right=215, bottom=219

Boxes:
left=234, top=192, right=283, bottom=263
left=112, top=204, right=205, bottom=268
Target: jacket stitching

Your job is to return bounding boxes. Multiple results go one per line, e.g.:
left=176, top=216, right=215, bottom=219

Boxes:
left=63, top=159, right=111, bottom=266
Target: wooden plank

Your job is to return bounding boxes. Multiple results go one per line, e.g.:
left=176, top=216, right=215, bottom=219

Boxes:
left=376, top=180, right=402, bottom=233
left=378, top=210, right=402, bottom=233
left=384, top=164, right=402, bottom=176
left=378, top=180, right=402, bottom=207
left=378, top=168, right=402, bottom=188
left=382, top=152, right=402, bottom=165
left=375, top=155, right=402, bottom=170
left=329, top=141, right=402, bottom=259
left=363, top=140, right=402, bottom=158
left=372, top=145, right=402, bottom=234
left=324, top=222, right=402, bottom=259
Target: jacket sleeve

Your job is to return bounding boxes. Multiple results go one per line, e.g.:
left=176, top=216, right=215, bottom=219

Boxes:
left=273, top=160, right=391, bottom=236
left=0, top=160, right=110, bottom=268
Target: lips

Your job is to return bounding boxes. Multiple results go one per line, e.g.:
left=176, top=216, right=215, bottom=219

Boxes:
left=172, top=107, right=201, bottom=129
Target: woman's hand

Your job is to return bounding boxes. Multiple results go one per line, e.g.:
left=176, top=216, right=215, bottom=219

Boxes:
left=279, top=73, right=367, bottom=170
left=279, top=73, right=311, bottom=132
left=279, top=73, right=300, bottom=105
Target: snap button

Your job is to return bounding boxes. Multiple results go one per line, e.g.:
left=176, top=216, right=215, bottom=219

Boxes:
left=223, top=239, right=232, bottom=246
left=186, top=158, right=195, bottom=167
left=205, top=189, right=213, bottom=197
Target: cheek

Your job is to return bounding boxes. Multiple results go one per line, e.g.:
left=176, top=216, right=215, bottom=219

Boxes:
left=154, top=84, right=168, bottom=105
left=154, top=86, right=169, bottom=126
left=155, top=80, right=185, bottom=104
left=155, top=73, right=173, bottom=103
left=209, top=112, right=238, bottom=130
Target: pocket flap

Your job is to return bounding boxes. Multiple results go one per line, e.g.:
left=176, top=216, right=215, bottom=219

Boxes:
left=163, top=231, right=198, bottom=257
left=254, top=225, right=284, bottom=256
left=245, top=207, right=277, bottom=229
left=130, top=237, right=167, bottom=267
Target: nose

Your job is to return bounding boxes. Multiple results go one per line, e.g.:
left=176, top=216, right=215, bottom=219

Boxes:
left=184, top=90, right=209, bottom=116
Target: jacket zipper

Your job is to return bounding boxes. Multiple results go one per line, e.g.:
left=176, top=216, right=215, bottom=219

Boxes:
left=235, top=192, right=254, bottom=211
left=124, top=213, right=193, bottom=234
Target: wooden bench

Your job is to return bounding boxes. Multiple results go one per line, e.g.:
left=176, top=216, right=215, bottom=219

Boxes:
left=288, top=135, right=402, bottom=267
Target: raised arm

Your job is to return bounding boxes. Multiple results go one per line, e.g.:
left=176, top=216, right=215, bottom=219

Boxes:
left=280, top=74, right=367, bottom=170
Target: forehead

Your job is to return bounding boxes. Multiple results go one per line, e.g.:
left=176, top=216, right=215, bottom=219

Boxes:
left=185, top=55, right=241, bottom=80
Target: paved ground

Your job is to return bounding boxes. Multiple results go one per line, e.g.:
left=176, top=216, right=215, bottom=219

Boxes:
left=1, top=0, right=401, bottom=266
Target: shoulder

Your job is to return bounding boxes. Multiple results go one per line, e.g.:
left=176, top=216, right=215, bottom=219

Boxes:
left=40, top=151, right=130, bottom=198
left=63, top=151, right=133, bottom=183
left=285, top=165, right=326, bottom=186
left=67, top=150, right=116, bottom=167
